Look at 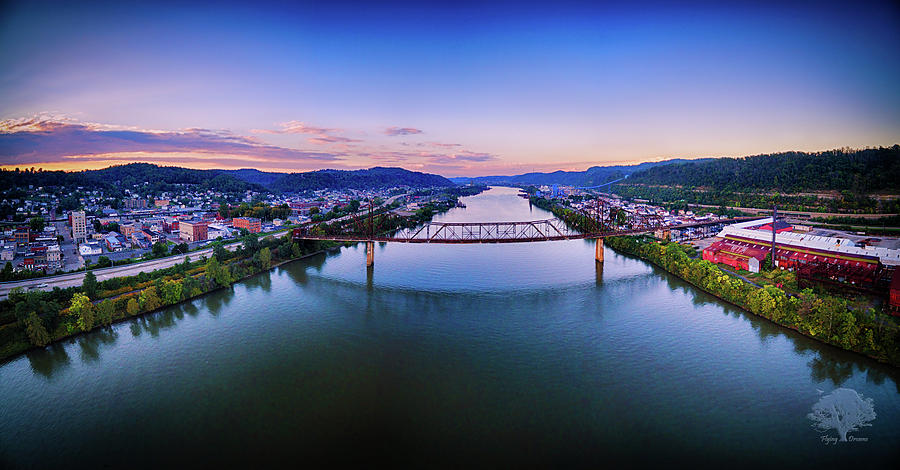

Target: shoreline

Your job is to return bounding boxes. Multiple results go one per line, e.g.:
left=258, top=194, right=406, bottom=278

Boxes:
left=0, top=247, right=336, bottom=366
left=605, top=237, right=899, bottom=369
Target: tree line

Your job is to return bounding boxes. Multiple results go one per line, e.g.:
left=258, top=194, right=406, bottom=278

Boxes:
left=0, top=232, right=328, bottom=361
left=605, top=236, right=900, bottom=367
left=622, top=145, right=900, bottom=193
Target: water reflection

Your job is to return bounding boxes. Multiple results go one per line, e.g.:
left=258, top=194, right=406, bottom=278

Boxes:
left=77, top=327, right=118, bottom=363
left=617, top=247, right=900, bottom=391
left=26, top=342, right=71, bottom=379
left=244, top=271, right=272, bottom=292
left=809, top=355, right=856, bottom=386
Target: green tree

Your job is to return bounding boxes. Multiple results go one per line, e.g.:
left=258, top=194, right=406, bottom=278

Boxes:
left=1, top=261, right=12, bottom=281
left=96, top=256, right=112, bottom=268
left=139, top=286, right=162, bottom=311
left=24, top=312, right=51, bottom=346
left=29, top=216, right=46, bottom=232
left=259, top=247, right=272, bottom=270
left=242, top=233, right=259, bottom=254
left=82, top=271, right=98, bottom=299
left=151, top=241, right=168, bottom=258
left=161, top=279, right=184, bottom=305
left=213, top=242, right=228, bottom=262
left=291, top=243, right=302, bottom=258
left=97, top=299, right=115, bottom=326
left=205, top=256, right=232, bottom=287
left=69, top=292, right=95, bottom=332
left=126, top=298, right=140, bottom=316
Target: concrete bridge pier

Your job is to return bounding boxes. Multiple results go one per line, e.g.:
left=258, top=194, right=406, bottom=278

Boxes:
left=595, top=238, right=604, bottom=263
left=366, top=241, right=375, bottom=266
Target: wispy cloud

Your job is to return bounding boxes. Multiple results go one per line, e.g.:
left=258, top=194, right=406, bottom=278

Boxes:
left=252, top=120, right=360, bottom=145
left=0, top=115, right=506, bottom=175
left=384, top=126, right=423, bottom=136
left=0, top=115, right=342, bottom=167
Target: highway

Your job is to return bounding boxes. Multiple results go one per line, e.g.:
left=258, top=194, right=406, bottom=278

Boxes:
left=0, top=229, right=290, bottom=300
left=0, top=194, right=407, bottom=300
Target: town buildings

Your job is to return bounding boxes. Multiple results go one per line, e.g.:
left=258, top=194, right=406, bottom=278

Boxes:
left=704, top=217, right=900, bottom=286
left=179, top=219, right=208, bottom=242
left=233, top=217, right=261, bottom=233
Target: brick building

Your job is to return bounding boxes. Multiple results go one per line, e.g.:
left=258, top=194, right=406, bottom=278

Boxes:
left=179, top=219, right=208, bottom=242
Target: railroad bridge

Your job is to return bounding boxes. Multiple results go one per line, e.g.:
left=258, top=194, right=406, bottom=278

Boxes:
left=293, top=216, right=750, bottom=267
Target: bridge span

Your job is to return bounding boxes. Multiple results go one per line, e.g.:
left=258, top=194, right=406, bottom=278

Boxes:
left=293, top=217, right=750, bottom=267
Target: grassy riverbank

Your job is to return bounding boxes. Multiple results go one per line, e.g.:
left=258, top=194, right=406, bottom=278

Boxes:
left=0, top=232, right=341, bottom=363
left=526, top=194, right=900, bottom=367
left=0, top=187, right=487, bottom=364
left=605, top=235, right=900, bottom=367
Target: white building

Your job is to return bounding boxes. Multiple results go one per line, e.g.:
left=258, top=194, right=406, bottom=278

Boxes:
left=79, top=242, right=103, bottom=256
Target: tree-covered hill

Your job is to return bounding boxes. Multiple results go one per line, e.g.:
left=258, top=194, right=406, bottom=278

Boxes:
left=0, top=164, right=455, bottom=194
left=449, top=159, right=708, bottom=187
left=623, top=146, right=900, bottom=193
left=0, top=163, right=261, bottom=194
left=267, top=167, right=454, bottom=192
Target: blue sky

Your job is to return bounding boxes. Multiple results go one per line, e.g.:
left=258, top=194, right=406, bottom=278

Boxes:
left=1, top=0, right=898, bottom=176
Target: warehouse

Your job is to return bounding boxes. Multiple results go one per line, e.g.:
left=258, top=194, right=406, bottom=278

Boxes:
left=703, top=218, right=900, bottom=285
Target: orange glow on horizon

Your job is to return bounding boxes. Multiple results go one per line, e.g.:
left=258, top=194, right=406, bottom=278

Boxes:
left=0, top=151, right=719, bottom=176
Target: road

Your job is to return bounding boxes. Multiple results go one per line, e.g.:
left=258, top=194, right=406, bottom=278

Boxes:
left=0, top=229, right=292, bottom=300
left=686, top=203, right=898, bottom=220
left=0, top=194, right=408, bottom=300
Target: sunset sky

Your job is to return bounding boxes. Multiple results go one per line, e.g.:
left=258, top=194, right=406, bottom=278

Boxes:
left=1, top=0, right=899, bottom=177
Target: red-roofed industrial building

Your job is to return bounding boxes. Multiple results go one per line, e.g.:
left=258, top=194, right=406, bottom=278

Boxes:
left=702, top=239, right=769, bottom=273
left=757, top=220, right=794, bottom=233
left=890, top=273, right=900, bottom=313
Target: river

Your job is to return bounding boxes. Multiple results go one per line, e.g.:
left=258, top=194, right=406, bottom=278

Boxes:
left=1, top=186, right=898, bottom=467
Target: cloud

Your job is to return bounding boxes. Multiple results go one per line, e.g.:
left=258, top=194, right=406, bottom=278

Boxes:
left=424, top=141, right=462, bottom=148
left=0, top=115, right=504, bottom=175
left=384, top=126, right=424, bottom=136
left=0, top=115, right=342, bottom=167
left=307, top=135, right=362, bottom=145
left=362, top=149, right=498, bottom=166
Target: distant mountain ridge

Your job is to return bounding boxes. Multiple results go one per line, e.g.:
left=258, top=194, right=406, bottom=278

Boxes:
left=0, top=164, right=455, bottom=194
left=248, top=167, right=455, bottom=192
left=449, top=159, right=709, bottom=187
left=623, top=146, right=900, bottom=192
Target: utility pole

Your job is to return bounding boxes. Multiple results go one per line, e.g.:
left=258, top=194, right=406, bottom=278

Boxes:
left=771, top=204, right=777, bottom=269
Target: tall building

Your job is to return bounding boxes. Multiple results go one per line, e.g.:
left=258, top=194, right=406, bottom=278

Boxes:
left=70, top=210, right=87, bottom=243
left=124, top=198, right=148, bottom=210
left=179, top=219, right=208, bottom=242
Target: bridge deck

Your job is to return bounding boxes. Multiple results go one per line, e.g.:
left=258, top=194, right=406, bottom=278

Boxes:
left=294, top=217, right=746, bottom=244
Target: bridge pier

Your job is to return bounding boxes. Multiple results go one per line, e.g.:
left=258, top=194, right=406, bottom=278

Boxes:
left=595, top=238, right=604, bottom=263
left=366, top=241, right=375, bottom=266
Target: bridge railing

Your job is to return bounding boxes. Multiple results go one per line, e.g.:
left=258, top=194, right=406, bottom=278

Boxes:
left=392, top=218, right=582, bottom=243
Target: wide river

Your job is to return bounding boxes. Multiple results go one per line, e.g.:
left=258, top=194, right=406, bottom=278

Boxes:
left=1, top=186, right=898, bottom=467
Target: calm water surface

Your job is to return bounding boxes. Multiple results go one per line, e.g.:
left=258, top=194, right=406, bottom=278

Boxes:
left=1, top=187, right=898, bottom=467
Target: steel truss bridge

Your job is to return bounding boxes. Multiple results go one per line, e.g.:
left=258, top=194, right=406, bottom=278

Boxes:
left=294, top=217, right=743, bottom=244
left=292, top=195, right=754, bottom=265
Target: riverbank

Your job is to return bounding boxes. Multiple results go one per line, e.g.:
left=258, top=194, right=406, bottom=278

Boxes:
left=0, top=231, right=344, bottom=364
left=605, top=235, right=900, bottom=368
left=0, top=187, right=487, bottom=364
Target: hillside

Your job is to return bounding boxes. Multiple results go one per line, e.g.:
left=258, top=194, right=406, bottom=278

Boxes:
left=450, top=159, right=707, bottom=187
left=0, top=163, right=261, bottom=194
left=267, top=167, right=454, bottom=192
left=0, top=164, right=455, bottom=195
left=623, top=146, right=900, bottom=193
